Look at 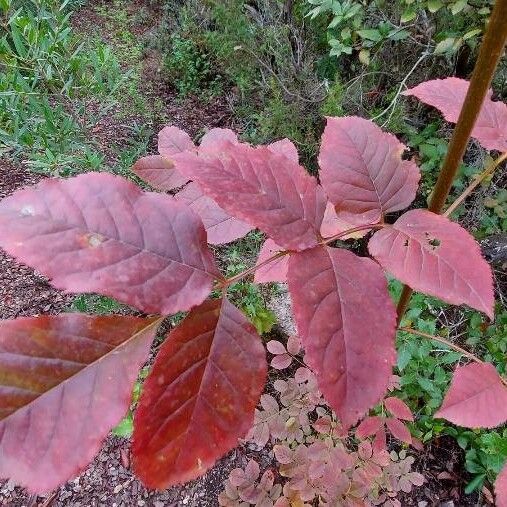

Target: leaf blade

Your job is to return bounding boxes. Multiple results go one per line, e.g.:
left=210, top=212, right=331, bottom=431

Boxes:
left=0, top=314, right=159, bottom=493
left=319, top=116, right=420, bottom=225
left=435, top=362, right=507, bottom=428
left=175, top=182, right=253, bottom=245
left=132, top=298, right=267, bottom=488
left=172, top=141, right=327, bottom=250
left=287, top=246, right=397, bottom=427
left=158, top=125, right=196, bottom=158
left=368, top=209, right=494, bottom=318
left=254, top=239, right=288, bottom=284
left=0, top=173, right=219, bottom=314
left=403, top=78, right=507, bottom=152
left=132, top=155, right=189, bottom=191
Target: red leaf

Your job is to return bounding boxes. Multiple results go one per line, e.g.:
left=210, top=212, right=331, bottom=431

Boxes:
left=199, top=128, right=238, bottom=152
left=384, top=397, right=414, bottom=421
left=254, top=239, right=288, bottom=284
left=287, top=246, right=397, bottom=427
left=270, top=354, right=292, bottom=370
left=172, top=141, right=327, bottom=250
left=368, top=209, right=494, bottom=318
left=373, top=426, right=387, bottom=452
left=404, top=78, right=507, bottom=152
left=356, top=416, right=384, bottom=438
left=286, top=335, right=301, bottom=355
left=132, top=298, right=267, bottom=488
left=132, top=155, right=189, bottom=191
left=435, top=362, right=507, bottom=428
left=319, top=116, right=420, bottom=225
left=268, top=139, right=299, bottom=163
left=175, top=182, right=253, bottom=244
left=0, top=314, right=159, bottom=493
left=158, top=125, right=196, bottom=157
left=385, top=417, right=412, bottom=444
left=495, top=461, right=507, bottom=507
left=0, top=173, right=219, bottom=314
left=411, top=437, right=424, bottom=451
left=266, top=340, right=287, bottom=355
left=320, top=202, right=370, bottom=239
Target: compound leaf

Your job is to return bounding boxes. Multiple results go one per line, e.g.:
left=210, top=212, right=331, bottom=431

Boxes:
left=175, top=182, right=253, bottom=245
left=267, top=138, right=299, bottom=163
left=172, top=140, right=327, bottom=250
left=0, top=314, right=159, bottom=493
left=368, top=209, right=494, bottom=318
left=199, top=128, right=238, bottom=152
left=319, top=116, right=420, bottom=225
left=132, top=155, right=189, bottom=191
left=158, top=125, right=196, bottom=158
left=404, top=78, right=507, bottom=152
left=133, top=298, right=267, bottom=489
left=0, top=173, right=219, bottom=314
left=496, top=461, right=507, bottom=507
left=436, top=362, right=507, bottom=428
left=356, top=416, right=383, bottom=438
left=384, top=396, right=414, bottom=421
left=287, top=246, right=397, bottom=428
left=254, top=239, right=288, bottom=284
left=320, top=202, right=370, bottom=239
left=385, top=418, right=412, bottom=444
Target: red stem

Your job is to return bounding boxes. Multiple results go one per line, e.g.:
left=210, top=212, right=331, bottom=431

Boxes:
left=220, top=222, right=384, bottom=288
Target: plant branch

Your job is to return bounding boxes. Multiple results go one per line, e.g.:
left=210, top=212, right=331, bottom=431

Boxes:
left=444, top=151, right=507, bottom=217
left=221, top=250, right=289, bottom=288
left=399, top=326, right=482, bottom=364
left=400, top=326, right=507, bottom=387
left=219, top=223, right=384, bottom=288
left=396, top=0, right=507, bottom=323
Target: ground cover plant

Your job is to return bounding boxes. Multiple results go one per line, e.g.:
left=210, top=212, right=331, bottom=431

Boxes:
left=0, top=71, right=506, bottom=504
left=0, top=0, right=131, bottom=175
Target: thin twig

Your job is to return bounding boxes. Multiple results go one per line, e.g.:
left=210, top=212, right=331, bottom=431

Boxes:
left=399, top=326, right=482, bottom=363
left=444, top=151, right=507, bottom=217
left=222, top=250, right=289, bottom=288
left=220, top=223, right=384, bottom=288
left=401, top=326, right=507, bottom=387
left=234, top=46, right=325, bottom=103
left=370, top=51, right=429, bottom=126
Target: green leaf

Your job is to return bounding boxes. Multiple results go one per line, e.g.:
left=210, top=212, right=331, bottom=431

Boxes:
left=418, top=377, right=434, bottom=392
left=397, top=346, right=412, bottom=370
left=356, top=29, right=382, bottom=42
left=388, top=29, right=410, bottom=41
left=401, top=7, right=417, bottom=22
left=112, top=412, right=134, bottom=438
left=9, top=23, right=27, bottom=58
left=427, top=0, right=443, bottom=12
left=451, top=0, right=467, bottom=15
left=464, top=473, right=486, bottom=493
left=463, top=28, right=482, bottom=40
left=434, top=37, right=456, bottom=54
left=250, top=307, right=276, bottom=334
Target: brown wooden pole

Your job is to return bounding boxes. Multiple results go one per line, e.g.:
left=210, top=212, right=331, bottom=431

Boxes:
left=396, top=0, right=507, bottom=323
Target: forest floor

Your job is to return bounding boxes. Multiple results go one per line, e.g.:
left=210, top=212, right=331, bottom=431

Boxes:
left=0, top=0, right=503, bottom=505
